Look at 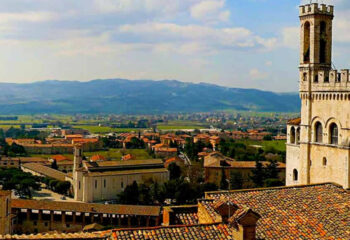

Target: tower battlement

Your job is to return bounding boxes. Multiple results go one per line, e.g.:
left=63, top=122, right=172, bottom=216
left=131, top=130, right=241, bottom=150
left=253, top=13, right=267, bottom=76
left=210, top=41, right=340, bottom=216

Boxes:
left=299, top=3, right=333, bottom=17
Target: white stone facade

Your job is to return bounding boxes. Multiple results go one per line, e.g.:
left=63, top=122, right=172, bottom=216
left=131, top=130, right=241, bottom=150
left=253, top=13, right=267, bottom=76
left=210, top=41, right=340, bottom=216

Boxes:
left=286, top=3, right=350, bottom=189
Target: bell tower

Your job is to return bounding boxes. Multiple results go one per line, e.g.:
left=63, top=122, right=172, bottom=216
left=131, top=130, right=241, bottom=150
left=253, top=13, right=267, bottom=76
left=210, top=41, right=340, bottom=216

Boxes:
left=299, top=3, right=334, bottom=86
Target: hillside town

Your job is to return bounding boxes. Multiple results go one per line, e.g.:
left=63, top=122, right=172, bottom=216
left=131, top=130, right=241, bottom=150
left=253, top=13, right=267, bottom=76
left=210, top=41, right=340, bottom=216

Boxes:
left=0, top=2, right=349, bottom=240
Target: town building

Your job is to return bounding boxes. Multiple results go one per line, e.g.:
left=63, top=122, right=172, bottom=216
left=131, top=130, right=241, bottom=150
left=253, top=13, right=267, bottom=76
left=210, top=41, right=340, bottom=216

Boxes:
left=204, top=152, right=285, bottom=188
left=286, top=3, right=350, bottom=189
left=72, top=145, right=169, bottom=202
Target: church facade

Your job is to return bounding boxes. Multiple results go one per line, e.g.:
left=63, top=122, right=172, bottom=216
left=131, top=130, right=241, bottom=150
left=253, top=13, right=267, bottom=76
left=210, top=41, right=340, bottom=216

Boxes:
left=286, top=3, right=350, bottom=189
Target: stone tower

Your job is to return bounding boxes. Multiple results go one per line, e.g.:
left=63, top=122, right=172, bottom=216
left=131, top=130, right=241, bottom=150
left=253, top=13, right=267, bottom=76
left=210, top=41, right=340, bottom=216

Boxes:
left=73, top=144, right=83, bottom=173
left=0, top=191, right=11, bottom=235
left=73, top=144, right=84, bottom=201
left=286, top=3, right=350, bottom=189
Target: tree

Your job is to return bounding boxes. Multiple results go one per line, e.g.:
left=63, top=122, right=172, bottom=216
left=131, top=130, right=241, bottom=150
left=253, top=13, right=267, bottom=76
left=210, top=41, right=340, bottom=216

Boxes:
left=265, top=160, right=279, bottom=179
left=168, top=163, right=181, bottom=180
left=117, top=181, right=139, bottom=204
left=230, top=171, right=244, bottom=190
left=55, top=181, right=71, bottom=195
left=150, top=182, right=166, bottom=204
left=138, top=184, right=152, bottom=205
left=250, top=159, right=265, bottom=188
left=51, top=160, right=58, bottom=170
left=220, top=169, right=228, bottom=190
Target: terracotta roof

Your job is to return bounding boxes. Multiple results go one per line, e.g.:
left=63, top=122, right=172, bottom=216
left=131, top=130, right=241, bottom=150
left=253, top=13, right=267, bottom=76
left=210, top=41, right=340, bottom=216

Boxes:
left=90, top=154, right=106, bottom=162
left=205, top=183, right=350, bottom=240
left=154, top=147, right=177, bottom=153
left=0, top=231, right=110, bottom=239
left=206, top=160, right=286, bottom=169
left=12, top=199, right=161, bottom=216
left=22, top=163, right=68, bottom=181
left=0, top=190, right=11, bottom=197
left=111, top=224, right=234, bottom=240
left=51, top=155, right=70, bottom=162
left=164, top=156, right=183, bottom=168
left=85, top=168, right=169, bottom=177
left=287, top=117, right=301, bottom=125
left=86, top=159, right=163, bottom=169
left=121, top=154, right=134, bottom=161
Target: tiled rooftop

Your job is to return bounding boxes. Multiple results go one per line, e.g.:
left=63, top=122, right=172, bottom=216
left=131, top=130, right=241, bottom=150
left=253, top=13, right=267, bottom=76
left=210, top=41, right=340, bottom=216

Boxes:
left=205, top=183, right=350, bottom=240
left=287, top=117, right=301, bottom=125
left=22, top=163, right=68, bottom=181
left=111, top=224, right=234, bottom=240
left=0, top=231, right=110, bottom=239
left=12, top=199, right=161, bottom=216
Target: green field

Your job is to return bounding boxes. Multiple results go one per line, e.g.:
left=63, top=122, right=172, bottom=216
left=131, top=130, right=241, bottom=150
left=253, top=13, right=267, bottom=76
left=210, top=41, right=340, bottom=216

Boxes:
left=237, top=140, right=286, bottom=152
left=31, top=149, right=152, bottom=161
left=157, top=120, right=208, bottom=130
left=73, top=125, right=147, bottom=134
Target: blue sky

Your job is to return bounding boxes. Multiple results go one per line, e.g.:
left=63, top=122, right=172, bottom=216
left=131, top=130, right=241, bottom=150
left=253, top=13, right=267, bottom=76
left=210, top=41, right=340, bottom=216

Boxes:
left=0, top=0, right=348, bottom=92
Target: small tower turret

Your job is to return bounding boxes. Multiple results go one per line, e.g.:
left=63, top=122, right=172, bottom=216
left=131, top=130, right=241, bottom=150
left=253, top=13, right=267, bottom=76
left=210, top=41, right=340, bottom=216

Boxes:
left=73, top=144, right=83, bottom=172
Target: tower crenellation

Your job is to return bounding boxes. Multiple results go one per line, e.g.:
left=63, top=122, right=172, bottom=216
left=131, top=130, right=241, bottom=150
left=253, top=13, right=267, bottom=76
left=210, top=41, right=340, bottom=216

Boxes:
left=299, top=3, right=334, bottom=17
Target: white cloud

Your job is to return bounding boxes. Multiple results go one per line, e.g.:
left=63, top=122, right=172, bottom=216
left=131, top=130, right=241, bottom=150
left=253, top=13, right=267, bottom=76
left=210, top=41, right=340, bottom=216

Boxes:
left=265, top=61, right=272, bottom=66
left=281, top=26, right=299, bottom=49
left=191, top=0, right=230, bottom=23
left=0, top=12, right=56, bottom=23
left=249, top=68, right=268, bottom=80
left=118, top=22, right=275, bottom=53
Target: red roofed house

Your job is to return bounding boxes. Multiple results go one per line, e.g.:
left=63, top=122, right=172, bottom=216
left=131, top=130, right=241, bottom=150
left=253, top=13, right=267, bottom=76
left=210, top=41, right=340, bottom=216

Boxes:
left=204, top=152, right=285, bottom=188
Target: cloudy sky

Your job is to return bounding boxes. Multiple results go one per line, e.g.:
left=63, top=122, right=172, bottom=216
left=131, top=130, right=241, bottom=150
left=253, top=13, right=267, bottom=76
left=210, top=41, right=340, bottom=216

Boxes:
left=0, top=0, right=349, bottom=92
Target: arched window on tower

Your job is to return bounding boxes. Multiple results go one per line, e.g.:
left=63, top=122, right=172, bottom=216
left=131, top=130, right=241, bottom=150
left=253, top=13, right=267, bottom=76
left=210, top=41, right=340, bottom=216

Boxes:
left=304, top=21, right=310, bottom=63
left=315, top=122, right=323, bottom=143
left=296, top=127, right=300, bottom=144
left=293, top=169, right=298, bottom=181
left=320, top=21, right=327, bottom=64
left=290, top=127, right=296, bottom=144
left=330, top=123, right=338, bottom=145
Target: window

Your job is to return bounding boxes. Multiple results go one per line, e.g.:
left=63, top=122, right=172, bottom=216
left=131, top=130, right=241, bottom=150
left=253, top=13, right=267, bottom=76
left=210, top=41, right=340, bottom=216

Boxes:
left=121, top=182, right=124, bottom=189
left=314, top=74, right=319, bottom=83
left=78, top=181, right=81, bottom=190
left=330, top=123, right=338, bottom=145
left=66, top=224, right=70, bottom=228
left=44, top=222, right=48, bottom=227
left=315, top=122, right=323, bottom=143
left=296, top=128, right=300, bottom=144
left=290, top=127, right=296, bottom=144
left=104, top=179, right=106, bottom=188
left=323, top=157, right=327, bottom=166
left=303, top=72, right=307, bottom=81
left=324, top=75, right=329, bottom=83
left=95, top=180, right=97, bottom=189
left=303, top=22, right=310, bottom=63
left=293, top=169, right=298, bottom=181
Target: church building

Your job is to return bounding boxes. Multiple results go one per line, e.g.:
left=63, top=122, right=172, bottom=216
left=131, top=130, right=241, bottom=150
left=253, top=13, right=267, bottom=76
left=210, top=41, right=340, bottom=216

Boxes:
left=286, top=3, right=350, bottom=189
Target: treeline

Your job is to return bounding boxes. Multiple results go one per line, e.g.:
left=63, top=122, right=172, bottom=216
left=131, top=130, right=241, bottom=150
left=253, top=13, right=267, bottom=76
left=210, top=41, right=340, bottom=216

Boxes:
left=219, top=139, right=285, bottom=162
left=0, top=168, right=41, bottom=198
left=117, top=163, right=217, bottom=205
left=0, top=127, right=48, bottom=140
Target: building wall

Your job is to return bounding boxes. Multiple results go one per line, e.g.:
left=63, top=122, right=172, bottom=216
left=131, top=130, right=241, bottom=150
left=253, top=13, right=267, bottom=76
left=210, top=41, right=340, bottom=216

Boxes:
left=286, top=144, right=301, bottom=186
left=76, top=171, right=169, bottom=203
left=0, top=192, right=11, bottom=235
left=0, top=160, right=20, bottom=169
left=205, top=167, right=285, bottom=189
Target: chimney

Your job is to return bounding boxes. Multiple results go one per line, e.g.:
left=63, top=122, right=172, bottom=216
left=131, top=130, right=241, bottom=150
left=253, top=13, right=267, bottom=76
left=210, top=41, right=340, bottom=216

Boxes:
left=230, top=209, right=261, bottom=240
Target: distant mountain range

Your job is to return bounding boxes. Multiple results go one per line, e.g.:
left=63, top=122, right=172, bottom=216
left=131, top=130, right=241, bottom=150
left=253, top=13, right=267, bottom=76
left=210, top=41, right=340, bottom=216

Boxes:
left=0, top=79, right=300, bottom=114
